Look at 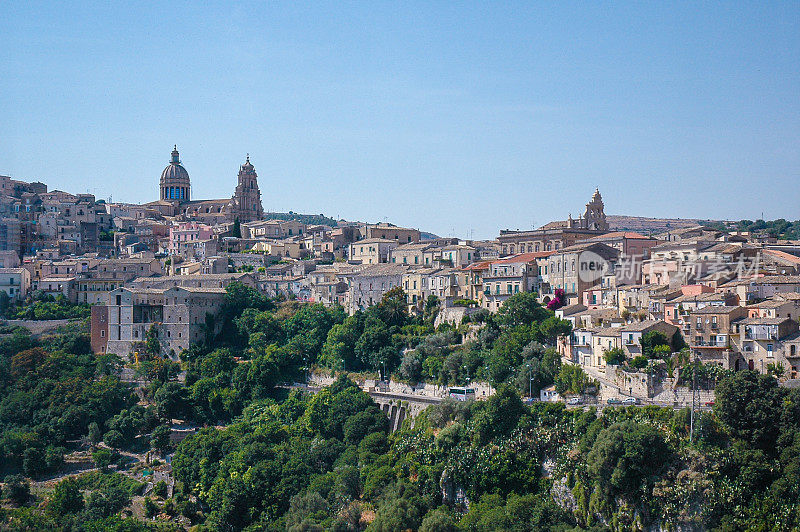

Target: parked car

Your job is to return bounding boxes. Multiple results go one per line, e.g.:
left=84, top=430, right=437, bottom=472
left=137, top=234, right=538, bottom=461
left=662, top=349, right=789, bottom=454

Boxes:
left=622, top=397, right=638, bottom=405
left=606, top=397, right=622, bottom=405
left=567, top=397, right=583, bottom=405
left=704, top=400, right=715, bottom=407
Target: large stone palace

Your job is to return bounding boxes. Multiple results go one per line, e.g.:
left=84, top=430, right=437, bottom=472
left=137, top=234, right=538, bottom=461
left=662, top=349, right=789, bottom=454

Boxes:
left=496, top=188, right=610, bottom=255
left=147, top=146, right=264, bottom=224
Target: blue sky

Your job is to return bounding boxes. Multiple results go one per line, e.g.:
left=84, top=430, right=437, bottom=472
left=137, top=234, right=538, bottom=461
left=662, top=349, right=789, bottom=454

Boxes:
left=1, top=2, right=798, bottom=238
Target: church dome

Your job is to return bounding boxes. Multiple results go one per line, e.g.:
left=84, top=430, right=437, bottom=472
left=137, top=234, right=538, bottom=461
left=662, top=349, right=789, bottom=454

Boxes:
left=159, top=145, right=191, bottom=202
left=161, top=145, right=190, bottom=182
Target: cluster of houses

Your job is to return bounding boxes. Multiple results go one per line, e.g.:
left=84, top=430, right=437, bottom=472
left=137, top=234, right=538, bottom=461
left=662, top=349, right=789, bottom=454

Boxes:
left=1, top=152, right=799, bottom=380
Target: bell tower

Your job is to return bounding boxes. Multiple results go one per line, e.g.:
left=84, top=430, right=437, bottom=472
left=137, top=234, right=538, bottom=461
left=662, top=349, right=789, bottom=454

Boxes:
left=233, top=154, right=264, bottom=222
left=582, top=188, right=608, bottom=231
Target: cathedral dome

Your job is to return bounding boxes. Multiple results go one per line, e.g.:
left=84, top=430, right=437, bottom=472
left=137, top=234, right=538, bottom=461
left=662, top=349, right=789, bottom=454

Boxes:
left=161, top=145, right=190, bottom=182
left=159, top=145, right=191, bottom=202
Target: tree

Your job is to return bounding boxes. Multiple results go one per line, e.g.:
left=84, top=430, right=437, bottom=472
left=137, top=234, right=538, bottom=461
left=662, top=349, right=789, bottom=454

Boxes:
left=603, top=347, right=626, bottom=366
left=473, top=385, right=525, bottom=444
left=154, top=381, right=189, bottom=421
left=378, top=286, right=409, bottom=327
left=496, top=293, right=549, bottom=328
left=103, top=429, right=125, bottom=450
left=355, top=322, right=391, bottom=371
left=144, top=325, right=161, bottom=357
left=11, top=347, right=47, bottom=379
left=88, top=421, right=102, bottom=445
left=714, top=370, right=784, bottom=450
left=0, top=290, right=11, bottom=318
left=3, top=474, right=30, bottom=506
left=424, top=295, right=441, bottom=321
left=640, top=331, right=671, bottom=358
left=537, top=316, right=572, bottom=345
left=224, top=281, right=271, bottom=319
left=85, top=484, right=131, bottom=520
left=767, top=362, right=786, bottom=379
left=419, top=507, right=457, bottom=532
left=630, top=355, right=648, bottom=370
left=92, top=447, right=113, bottom=472
left=23, top=447, right=46, bottom=478
left=398, top=350, right=424, bottom=384
left=48, top=477, right=84, bottom=516
left=151, top=424, right=171, bottom=454
left=153, top=480, right=168, bottom=498
left=652, top=344, right=672, bottom=359
left=144, top=497, right=159, bottom=518
left=587, top=421, right=672, bottom=498
left=554, top=364, right=595, bottom=395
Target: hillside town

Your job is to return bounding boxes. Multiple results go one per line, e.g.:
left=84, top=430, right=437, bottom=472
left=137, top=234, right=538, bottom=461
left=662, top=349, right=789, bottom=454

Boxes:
left=1, top=147, right=799, bottom=403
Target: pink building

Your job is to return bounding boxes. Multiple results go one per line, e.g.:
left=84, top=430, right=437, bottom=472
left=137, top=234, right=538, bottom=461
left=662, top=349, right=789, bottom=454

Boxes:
left=169, top=222, right=214, bottom=256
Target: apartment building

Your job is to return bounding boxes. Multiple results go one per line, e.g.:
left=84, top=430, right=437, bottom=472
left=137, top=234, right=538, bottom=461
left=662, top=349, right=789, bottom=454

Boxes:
left=687, top=305, right=748, bottom=367
left=348, top=238, right=398, bottom=265
left=731, top=317, right=800, bottom=375
left=344, top=263, right=407, bottom=313
left=363, top=223, right=421, bottom=243
left=0, top=268, right=31, bottom=300
left=481, top=252, right=549, bottom=311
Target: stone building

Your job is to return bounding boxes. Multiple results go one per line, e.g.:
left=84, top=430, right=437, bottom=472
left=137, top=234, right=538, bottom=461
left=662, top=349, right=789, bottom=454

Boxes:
left=497, top=189, right=610, bottom=256
left=343, top=263, right=408, bottom=313
left=103, top=286, right=227, bottom=358
left=543, top=241, right=620, bottom=304
left=349, top=238, right=398, bottom=265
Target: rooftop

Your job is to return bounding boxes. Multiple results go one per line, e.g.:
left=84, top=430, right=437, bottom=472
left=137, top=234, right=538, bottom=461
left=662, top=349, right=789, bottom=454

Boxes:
left=691, top=305, right=743, bottom=315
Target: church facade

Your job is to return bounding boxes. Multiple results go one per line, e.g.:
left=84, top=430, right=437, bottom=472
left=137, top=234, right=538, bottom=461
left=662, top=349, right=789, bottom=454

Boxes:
left=148, top=146, right=264, bottom=225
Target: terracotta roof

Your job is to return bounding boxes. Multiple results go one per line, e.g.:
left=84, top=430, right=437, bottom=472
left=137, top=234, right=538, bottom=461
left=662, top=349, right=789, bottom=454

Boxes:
left=494, top=251, right=554, bottom=264
left=691, top=305, right=743, bottom=315
left=558, top=304, right=587, bottom=316
left=586, top=231, right=651, bottom=240
left=620, top=319, right=676, bottom=332
left=737, top=317, right=794, bottom=326
left=539, top=220, right=569, bottom=230
left=462, top=260, right=493, bottom=271
left=764, top=249, right=800, bottom=265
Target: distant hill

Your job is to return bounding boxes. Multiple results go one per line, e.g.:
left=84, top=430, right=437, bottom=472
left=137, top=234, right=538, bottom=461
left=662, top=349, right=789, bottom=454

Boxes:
left=606, top=215, right=718, bottom=236
left=263, top=212, right=340, bottom=227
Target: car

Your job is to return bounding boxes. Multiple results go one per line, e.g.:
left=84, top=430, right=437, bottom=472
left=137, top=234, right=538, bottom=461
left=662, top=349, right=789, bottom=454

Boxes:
left=622, top=397, right=638, bottom=405
left=567, top=397, right=583, bottom=405
left=704, top=400, right=715, bottom=407
left=606, top=397, right=622, bottom=405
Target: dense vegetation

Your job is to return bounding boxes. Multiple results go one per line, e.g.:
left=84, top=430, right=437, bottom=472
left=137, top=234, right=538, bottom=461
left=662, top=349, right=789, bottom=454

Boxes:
left=702, top=218, right=800, bottom=240
left=264, top=211, right=340, bottom=228
left=0, top=292, right=91, bottom=320
left=3, top=282, right=800, bottom=530
left=163, top=370, right=800, bottom=530
left=0, top=323, right=134, bottom=478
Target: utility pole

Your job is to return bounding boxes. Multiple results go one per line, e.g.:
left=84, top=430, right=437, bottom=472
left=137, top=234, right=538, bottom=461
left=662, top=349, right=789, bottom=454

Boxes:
left=690, top=351, right=697, bottom=442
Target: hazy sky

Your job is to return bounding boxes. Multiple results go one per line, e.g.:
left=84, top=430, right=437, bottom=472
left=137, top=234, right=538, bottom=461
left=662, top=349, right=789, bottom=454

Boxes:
left=1, top=2, right=798, bottom=238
